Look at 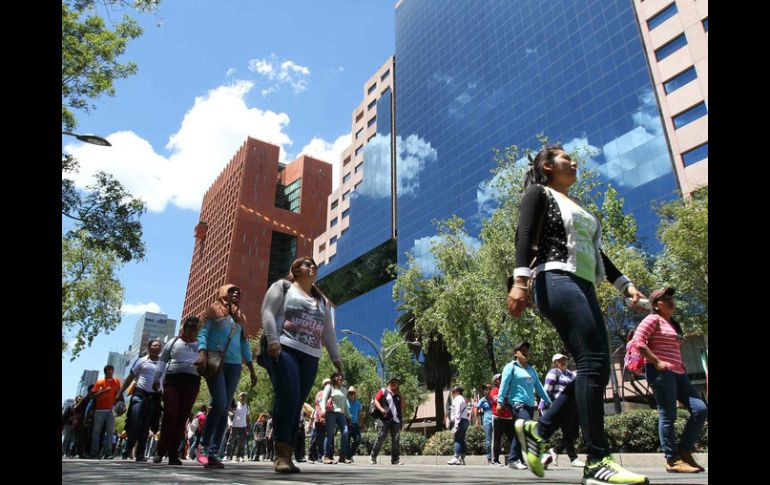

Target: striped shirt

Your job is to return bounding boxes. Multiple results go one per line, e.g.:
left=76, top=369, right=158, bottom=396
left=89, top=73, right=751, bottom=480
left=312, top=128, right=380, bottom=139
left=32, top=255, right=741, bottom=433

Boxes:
left=543, top=367, right=574, bottom=401
left=632, top=314, right=685, bottom=374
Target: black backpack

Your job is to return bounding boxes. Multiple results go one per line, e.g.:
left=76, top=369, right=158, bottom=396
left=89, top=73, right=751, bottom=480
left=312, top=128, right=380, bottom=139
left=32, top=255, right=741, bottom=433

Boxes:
left=368, top=388, right=388, bottom=418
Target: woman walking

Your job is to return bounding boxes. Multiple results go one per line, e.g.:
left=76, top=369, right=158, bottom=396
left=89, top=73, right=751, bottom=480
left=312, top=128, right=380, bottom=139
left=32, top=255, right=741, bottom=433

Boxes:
left=320, top=372, right=351, bottom=464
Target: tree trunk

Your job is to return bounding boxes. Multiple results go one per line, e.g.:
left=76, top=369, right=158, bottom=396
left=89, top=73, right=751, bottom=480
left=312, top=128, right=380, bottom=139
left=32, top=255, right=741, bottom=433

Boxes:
left=434, top=388, right=445, bottom=431
left=405, top=403, right=420, bottom=431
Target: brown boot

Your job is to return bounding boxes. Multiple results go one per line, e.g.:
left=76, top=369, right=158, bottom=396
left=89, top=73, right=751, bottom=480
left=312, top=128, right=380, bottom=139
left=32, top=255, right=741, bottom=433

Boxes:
left=287, top=446, right=301, bottom=473
left=679, top=450, right=705, bottom=472
left=666, top=457, right=700, bottom=473
left=273, top=442, right=293, bottom=473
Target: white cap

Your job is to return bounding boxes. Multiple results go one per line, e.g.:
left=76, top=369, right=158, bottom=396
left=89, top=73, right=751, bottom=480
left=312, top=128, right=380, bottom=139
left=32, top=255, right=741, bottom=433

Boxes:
left=322, top=378, right=331, bottom=386
left=552, top=353, right=567, bottom=362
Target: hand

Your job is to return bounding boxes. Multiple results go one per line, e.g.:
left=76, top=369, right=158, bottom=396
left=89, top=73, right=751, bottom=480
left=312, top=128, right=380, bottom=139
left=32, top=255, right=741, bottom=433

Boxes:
left=152, top=381, right=160, bottom=392
left=250, top=370, right=258, bottom=387
left=654, top=361, right=669, bottom=372
left=625, top=286, right=647, bottom=311
left=507, top=285, right=529, bottom=318
left=194, top=352, right=207, bottom=369
left=267, top=342, right=282, bottom=360
left=333, top=361, right=344, bottom=380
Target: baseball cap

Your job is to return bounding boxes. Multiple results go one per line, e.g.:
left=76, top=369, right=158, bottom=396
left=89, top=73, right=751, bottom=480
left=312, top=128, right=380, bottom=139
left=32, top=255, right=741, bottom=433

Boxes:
left=347, top=386, right=357, bottom=394
left=493, top=373, right=502, bottom=382
left=513, top=340, right=530, bottom=352
left=322, top=378, right=331, bottom=386
left=650, top=287, right=675, bottom=308
left=552, top=353, right=567, bottom=362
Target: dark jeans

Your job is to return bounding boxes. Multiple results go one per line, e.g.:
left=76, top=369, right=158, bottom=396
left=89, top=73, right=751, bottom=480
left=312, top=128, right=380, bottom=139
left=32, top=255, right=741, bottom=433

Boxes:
left=252, top=438, right=266, bottom=460
left=511, top=404, right=536, bottom=462
left=646, top=364, right=708, bottom=460
left=264, top=346, right=319, bottom=446
left=347, top=422, right=362, bottom=457
left=201, top=364, right=242, bottom=455
left=226, top=427, right=249, bottom=458
left=308, top=422, right=326, bottom=460
left=371, top=419, right=401, bottom=463
left=158, top=375, right=200, bottom=460
left=453, top=418, right=469, bottom=457
left=548, top=403, right=579, bottom=460
left=295, top=423, right=306, bottom=460
left=533, top=270, right=612, bottom=460
left=325, top=411, right=349, bottom=458
left=492, top=417, right=515, bottom=463
left=126, top=391, right=161, bottom=459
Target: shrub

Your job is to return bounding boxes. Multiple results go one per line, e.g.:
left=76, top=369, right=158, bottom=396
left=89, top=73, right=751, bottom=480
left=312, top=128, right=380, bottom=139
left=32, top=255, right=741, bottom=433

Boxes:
left=422, top=426, right=511, bottom=456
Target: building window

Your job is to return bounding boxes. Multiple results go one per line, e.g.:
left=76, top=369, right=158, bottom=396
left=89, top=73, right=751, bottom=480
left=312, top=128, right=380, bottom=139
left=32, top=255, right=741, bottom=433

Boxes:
left=355, top=162, right=363, bottom=173
left=343, top=190, right=350, bottom=201
left=275, top=178, right=302, bottom=213
left=267, top=231, right=297, bottom=286
left=681, top=143, right=708, bottom=167
left=673, top=102, right=708, bottom=129
left=341, top=228, right=348, bottom=238
left=343, top=155, right=351, bottom=165
left=655, top=34, right=687, bottom=61
left=330, top=217, right=338, bottom=227
left=368, top=134, right=376, bottom=143
left=381, top=87, right=391, bottom=97
left=354, top=182, right=362, bottom=191
left=381, top=69, right=390, bottom=81
left=331, top=199, right=339, bottom=209
left=367, top=83, right=377, bottom=94
left=330, top=236, right=338, bottom=245
left=342, top=208, right=350, bottom=219
left=355, top=145, right=363, bottom=157
left=368, top=116, right=377, bottom=127
left=343, top=173, right=351, bottom=184
left=663, top=66, right=697, bottom=94
left=368, top=99, right=377, bottom=111
left=355, top=111, right=363, bottom=122
left=647, top=3, right=678, bottom=30
left=356, top=128, right=364, bottom=139
left=702, top=18, right=708, bottom=32
left=319, top=243, right=326, bottom=252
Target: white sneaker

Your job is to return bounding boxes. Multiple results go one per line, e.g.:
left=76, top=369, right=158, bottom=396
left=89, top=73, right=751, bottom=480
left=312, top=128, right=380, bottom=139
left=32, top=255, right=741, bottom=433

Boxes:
left=510, top=460, right=528, bottom=470
left=368, top=457, right=377, bottom=465
left=459, top=456, right=466, bottom=465
left=447, top=457, right=461, bottom=465
left=549, top=448, right=558, bottom=466
left=570, top=457, right=585, bottom=467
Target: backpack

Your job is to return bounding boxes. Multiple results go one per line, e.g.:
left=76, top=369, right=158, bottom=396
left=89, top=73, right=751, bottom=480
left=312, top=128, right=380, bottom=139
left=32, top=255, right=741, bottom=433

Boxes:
left=623, top=327, right=646, bottom=377
left=368, top=389, right=388, bottom=418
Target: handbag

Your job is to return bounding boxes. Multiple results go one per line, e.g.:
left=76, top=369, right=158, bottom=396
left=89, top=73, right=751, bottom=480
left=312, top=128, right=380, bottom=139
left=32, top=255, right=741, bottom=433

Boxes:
left=198, top=320, right=237, bottom=379
left=508, top=185, right=548, bottom=307
left=325, top=395, right=334, bottom=413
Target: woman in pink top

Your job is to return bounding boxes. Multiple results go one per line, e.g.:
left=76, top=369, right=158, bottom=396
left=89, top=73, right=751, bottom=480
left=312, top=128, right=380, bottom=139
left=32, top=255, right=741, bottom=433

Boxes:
left=633, top=287, right=707, bottom=474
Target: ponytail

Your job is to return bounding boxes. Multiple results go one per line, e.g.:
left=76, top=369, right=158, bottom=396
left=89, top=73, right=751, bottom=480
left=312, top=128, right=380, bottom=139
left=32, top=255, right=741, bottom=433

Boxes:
left=521, top=144, right=563, bottom=192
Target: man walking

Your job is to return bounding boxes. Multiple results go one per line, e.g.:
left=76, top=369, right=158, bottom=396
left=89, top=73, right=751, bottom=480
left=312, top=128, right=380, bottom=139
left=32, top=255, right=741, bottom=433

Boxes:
left=226, top=392, right=250, bottom=462
left=90, top=365, right=122, bottom=458
left=370, top=377, right=405, bottom=465
left=346, top=386, right=363, bottom=463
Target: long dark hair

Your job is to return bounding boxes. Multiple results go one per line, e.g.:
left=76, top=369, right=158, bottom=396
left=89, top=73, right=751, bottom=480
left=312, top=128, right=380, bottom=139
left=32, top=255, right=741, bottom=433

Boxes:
left=286, top=256, right=324, bottom=300
left=522, top=144, right=564, bottom=192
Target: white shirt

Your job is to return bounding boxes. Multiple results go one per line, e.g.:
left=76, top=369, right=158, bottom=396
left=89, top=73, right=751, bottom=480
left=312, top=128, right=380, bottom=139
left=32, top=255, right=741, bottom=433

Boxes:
left=232, top=401, right=249, bottom=428
left=450, top=395, right=468, bottom=425
left=131, top=356, right=159, bottom=392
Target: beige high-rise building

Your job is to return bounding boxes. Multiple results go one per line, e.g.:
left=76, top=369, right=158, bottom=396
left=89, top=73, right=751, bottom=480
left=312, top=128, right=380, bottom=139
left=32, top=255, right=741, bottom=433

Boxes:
left=633, top=0, right=708, bottom=197
left=313, top=56, right=395, bottom=265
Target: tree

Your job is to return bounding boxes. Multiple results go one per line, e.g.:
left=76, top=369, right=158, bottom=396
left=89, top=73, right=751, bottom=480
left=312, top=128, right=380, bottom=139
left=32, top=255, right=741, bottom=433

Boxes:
left=654, top=186, right=708, bottom=335
left=62, top=230, right=124, bottom=359
left=381, top=329, right=428, bottom=430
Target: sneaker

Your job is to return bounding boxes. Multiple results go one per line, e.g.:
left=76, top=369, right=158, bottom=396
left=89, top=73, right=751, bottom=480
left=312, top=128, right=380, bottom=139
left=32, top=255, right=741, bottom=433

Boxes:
left=459, top=457, right=466, bottom=465
left=447, top=457, right=461, bottom=465
left=196, top=452, right=209, bottom=466
left=368, top=457, right=377, bottom=465
left=168, top=458, right=183, bottom=465
left=205, top=456, right=225, bottom=469
left=665, top=458, right=700, bottom=474
left=391, top=460, right=404, bottom=465
left=548, top=448, right=559, bottom=466
left=493, top=461, right=505, bottom=467
left=322, top=457, right=335, bottom=464
left=583, top=455, right=649, bottom=484
left=678, top=450, right=705, bottom=472
left=342, top=458, right=353, bottom=464
left=152, top=454, right=163, bottom=464
left=509, top=460, right=528, bottom=470
left=571, top=457, right=586, bottom=467
left=515, top=419, right=548, bottom=477
left=541, top=453, right=553, bottom=470
left=307, top=460, right=315, bottom=464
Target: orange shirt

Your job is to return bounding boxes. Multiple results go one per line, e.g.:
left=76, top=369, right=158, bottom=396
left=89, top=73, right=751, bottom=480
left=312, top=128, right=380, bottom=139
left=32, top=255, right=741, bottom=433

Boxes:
left=91, top=377, right=121, bottom=410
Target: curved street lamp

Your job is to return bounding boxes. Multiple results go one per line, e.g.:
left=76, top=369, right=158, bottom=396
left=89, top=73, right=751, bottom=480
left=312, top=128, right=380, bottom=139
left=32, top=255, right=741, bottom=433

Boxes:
left=340, top=328, right=421, bottom=388
left=62, top=131, right=112, bottom=147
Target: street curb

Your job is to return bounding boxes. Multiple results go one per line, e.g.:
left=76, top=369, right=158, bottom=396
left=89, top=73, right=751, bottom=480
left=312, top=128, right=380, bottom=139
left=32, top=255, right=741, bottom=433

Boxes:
left=363, top=453, right=708, bottom=468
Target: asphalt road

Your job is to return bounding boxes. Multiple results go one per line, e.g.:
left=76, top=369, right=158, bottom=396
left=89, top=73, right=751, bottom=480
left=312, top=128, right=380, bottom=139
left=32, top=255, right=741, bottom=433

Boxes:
left=62, top=458, right=709, bottom=484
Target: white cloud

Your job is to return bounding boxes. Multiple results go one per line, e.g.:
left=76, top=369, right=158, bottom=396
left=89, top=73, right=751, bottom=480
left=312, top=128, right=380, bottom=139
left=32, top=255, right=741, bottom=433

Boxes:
left=397, top=134, right=438, bottom=197
left=122, top=301, right=162, bottom=315
left=248, top=54, right=311, bottom=95
left=225, top=67, right=236, bottom=77
left=64, top=80, right=294, bottom=212
left=298, top=134, right=350, bottom=191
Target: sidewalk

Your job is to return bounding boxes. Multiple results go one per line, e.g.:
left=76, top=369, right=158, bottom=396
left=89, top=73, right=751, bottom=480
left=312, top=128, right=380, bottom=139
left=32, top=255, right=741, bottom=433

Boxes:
left=365, top=453, right=708, bottom=468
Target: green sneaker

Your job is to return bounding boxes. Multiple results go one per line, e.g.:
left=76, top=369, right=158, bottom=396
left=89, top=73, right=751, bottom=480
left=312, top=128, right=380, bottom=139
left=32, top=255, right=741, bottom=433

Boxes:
left=514, top=419, right=548, bottom=477
left=582, top=455, right=649, bottom=485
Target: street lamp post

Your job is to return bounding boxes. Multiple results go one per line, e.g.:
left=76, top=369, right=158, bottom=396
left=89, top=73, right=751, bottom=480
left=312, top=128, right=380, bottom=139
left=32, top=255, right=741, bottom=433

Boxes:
left=62, top=131, right=112, bottom=147
left=340, top=328, right=420, bottom=388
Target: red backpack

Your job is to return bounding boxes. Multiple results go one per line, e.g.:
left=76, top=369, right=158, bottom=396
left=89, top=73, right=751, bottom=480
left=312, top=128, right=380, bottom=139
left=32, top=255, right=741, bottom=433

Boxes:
left=624, top=329, right=646, bottom=377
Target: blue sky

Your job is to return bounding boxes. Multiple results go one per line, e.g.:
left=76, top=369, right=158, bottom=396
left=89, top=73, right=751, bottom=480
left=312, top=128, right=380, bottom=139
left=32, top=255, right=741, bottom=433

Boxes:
left=62, top=0, right=396, bottom=402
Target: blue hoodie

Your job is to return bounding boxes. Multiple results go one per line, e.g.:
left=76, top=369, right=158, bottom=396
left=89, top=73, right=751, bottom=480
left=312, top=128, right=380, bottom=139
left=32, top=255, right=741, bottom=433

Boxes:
left=497, top=360, right=552, bottom=408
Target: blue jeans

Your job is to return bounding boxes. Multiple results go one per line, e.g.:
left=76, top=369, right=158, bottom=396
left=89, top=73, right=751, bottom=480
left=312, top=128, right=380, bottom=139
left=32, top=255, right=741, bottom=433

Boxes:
left=510, top=404, right=535, bottom=462
left=482, top=420, right=493, bottom=461
left=533, top=270, right=612, bottom=460
left=264, top=346, right=319, bottom=445
left=90, top=409, right=115, bottom=457
left=325, top=411, right=349, bottom=458
left=347, top=422, right=362, bottom=457
left=201, top=363, right=242, bottom=455
left=453, top=418, right=469, bottom=457
left=646, top=364, right=708, bottom=460
left=126, top=392, right=160, bottom=459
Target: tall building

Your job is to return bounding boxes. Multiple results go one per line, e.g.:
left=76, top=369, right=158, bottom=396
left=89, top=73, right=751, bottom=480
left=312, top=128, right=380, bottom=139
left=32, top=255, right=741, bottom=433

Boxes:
left=318, top=0, right=700, bottom=351
left=76, top=369, right=99, bottom=398
left=632, top=0, right=708, bottom=196
left=181, top=137, right=333, bottom=336
left=126, top=312, right=177, bottom=363
left=106, top=351, right=128, bottom=379
left=314, top=57, right=395, bottom=267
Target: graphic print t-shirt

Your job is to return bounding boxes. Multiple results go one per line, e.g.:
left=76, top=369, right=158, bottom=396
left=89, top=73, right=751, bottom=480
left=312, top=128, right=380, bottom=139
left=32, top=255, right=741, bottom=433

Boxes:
left=554, top=192, right=598, bottom=284
left=278, top=286, right=327, bottom=358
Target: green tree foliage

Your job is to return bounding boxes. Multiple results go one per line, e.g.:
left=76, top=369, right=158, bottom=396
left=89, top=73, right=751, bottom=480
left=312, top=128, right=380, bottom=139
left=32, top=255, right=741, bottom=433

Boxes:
left=62, top=230, right=124, bottom=359
left=654, top=186, right=708, bottom=335
left=381, top=329, right=428, bottom=428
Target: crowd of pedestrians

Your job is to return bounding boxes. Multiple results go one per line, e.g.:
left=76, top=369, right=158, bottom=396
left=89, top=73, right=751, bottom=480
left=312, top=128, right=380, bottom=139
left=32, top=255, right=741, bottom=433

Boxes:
left=63, top=152, right=708, bottom=483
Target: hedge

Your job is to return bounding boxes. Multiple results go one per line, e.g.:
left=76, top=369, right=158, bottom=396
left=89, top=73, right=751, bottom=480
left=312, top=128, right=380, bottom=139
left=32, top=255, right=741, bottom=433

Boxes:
left=305, top=430, right=427, bottom=456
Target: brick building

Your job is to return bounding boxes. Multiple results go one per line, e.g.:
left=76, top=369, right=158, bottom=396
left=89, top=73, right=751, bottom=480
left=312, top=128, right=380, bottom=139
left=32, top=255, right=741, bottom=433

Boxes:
left=182, top=137, right=332, bottom=336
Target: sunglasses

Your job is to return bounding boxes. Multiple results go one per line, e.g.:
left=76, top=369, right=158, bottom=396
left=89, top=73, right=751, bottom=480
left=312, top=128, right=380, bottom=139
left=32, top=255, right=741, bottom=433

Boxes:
left=227, top=287, right=241, bottom=294
left=301, top=261, right=317, bottom=269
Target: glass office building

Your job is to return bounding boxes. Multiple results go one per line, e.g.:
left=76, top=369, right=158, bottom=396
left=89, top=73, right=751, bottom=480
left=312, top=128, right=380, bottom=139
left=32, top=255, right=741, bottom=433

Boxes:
left=319, top=0, right=678, bottom=348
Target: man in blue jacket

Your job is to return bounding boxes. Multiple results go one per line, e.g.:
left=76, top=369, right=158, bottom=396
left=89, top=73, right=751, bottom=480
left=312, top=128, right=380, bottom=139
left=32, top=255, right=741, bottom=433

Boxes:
left=497, top=341, right=551, bottom=470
